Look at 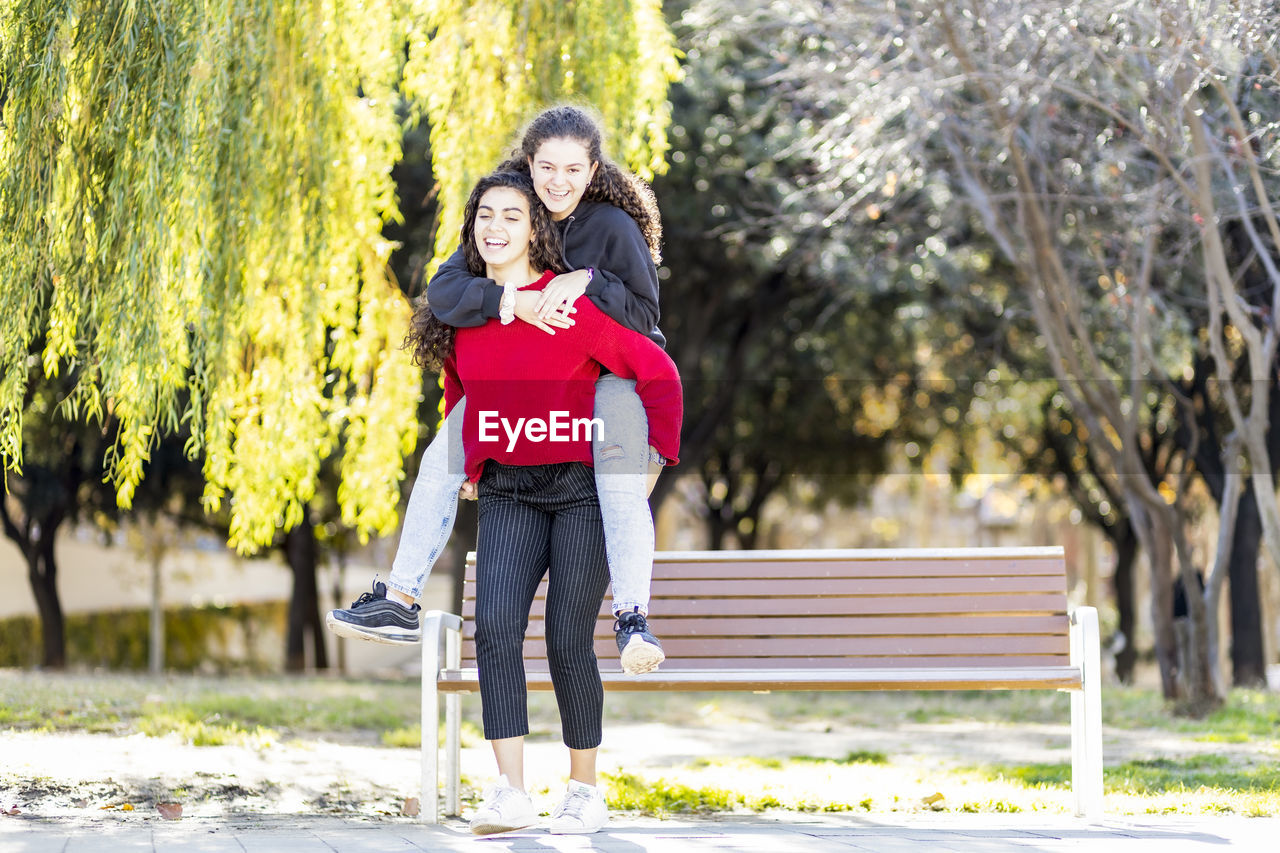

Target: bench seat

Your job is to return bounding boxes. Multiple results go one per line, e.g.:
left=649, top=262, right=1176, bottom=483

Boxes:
left=419, top=546, right=1103, bottom=822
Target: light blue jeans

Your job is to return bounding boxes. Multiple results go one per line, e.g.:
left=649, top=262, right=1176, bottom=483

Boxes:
left=386, top=374, right=655, bottom=615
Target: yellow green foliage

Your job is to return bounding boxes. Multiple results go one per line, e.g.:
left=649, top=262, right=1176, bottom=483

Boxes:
left=403, top=0, right=681, bottom=266
left=0, top=1, right=679, bottom=552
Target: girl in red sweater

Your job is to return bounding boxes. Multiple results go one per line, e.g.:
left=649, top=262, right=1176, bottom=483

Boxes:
left=329, top=107, right=670, bottom=679
left=406, top=171, right=681, bottom=835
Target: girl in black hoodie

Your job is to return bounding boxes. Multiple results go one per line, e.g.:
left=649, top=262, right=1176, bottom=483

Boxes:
left=327, top=105, right=672, bottom=681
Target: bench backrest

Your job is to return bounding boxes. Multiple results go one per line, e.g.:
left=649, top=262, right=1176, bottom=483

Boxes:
left=459, top=547, right=1071, bottom=672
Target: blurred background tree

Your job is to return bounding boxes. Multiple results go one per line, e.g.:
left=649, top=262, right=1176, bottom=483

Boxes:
left=699, top=0, right=1280, bottom=710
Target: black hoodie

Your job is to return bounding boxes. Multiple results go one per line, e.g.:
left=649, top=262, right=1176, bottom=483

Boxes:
left=425, top=200, right=665, bottom=346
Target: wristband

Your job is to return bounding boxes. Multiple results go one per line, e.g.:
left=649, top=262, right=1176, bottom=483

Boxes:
left=499, top=281, right=516, bottom=325
left=648, top=449, right=667, bottom=467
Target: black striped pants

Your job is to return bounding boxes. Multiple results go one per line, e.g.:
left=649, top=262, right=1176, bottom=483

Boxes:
left=474, top=461, right=610, bottom=749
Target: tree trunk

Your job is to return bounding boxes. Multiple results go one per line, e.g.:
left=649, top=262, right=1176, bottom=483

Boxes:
left=1132, top=502, right=1178, bottom=699
left=706, top=510, right=733, bottom=550
left=1227, top=484, right=1268, bottom=687
left=284, top=509, right=327, bottom=672
left=1170, top=509, right=1222, bottom=714
left=28, top=535, right=66, bottom=669
left=1111, top=528, right=1139, bottom=684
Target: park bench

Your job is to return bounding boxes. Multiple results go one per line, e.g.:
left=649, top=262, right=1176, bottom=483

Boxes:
left=419, top=546, right=1103, bottom=822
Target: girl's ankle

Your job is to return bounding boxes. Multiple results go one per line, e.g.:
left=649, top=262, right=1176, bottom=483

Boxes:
left=387, top=589, right=416, bottom=608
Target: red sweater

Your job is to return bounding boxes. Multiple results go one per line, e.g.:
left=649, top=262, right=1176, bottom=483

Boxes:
left=444, top=271, right=682, bottom=482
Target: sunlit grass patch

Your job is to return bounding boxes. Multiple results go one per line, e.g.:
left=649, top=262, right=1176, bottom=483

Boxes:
left=0, top=700, right=124, bottom=733
left=606, top=771, right=752, bottom=814
left=154, top=692, right=408, bottom=733
left=982, top=756, right=1280, bottom=795
left=0, top=672, right=421, bottom=740
left=1196, top=732, right=1251, bottom=744
left=978, top=756, right=1280, bottom=816
left=379, top=719, right=484, bottom=749
left=607, top=750, right=1280, bottom=817
left=796, top=750, right=890, bottom=765
left=602, top=755, right=1068, bottom=816
left=982, top=762, right=1071, bottom=788
left=1109, top=755, right=1280, bottom=795
left=137, top=711, right=277, bottom=748
left=380, top=726, right=419, bottom=748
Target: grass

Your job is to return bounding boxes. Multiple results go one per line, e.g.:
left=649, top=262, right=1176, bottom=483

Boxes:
left=987, top=755, right=1280, bottom=795
left=136, top=711, right=278, bottom=748
left=3, top=669, right=1279, bottom=816
left=0, top=671, right=421, bottom=742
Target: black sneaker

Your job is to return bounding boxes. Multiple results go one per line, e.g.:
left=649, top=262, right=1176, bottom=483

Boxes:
left=325, top=581, right=421, bottom=645
left=614, top=609, right=665, bottom=675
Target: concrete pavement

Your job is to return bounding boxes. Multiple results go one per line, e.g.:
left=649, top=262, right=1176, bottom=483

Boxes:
left=2, top=812, right=1278, bottom=852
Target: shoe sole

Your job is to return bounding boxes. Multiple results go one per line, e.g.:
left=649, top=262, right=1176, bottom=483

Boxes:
left=325, top=612, right=421, bottom=645
left=469, top=817, right=537, bottom=835
left=619, top=635, right=665, bottom=675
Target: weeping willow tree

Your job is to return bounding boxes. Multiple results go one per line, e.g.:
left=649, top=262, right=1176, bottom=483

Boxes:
left=3, top=0, right=679, bottom=548
left=404, top=0, right=681, bottom=264
left=0, top=0, right=420, bottom=555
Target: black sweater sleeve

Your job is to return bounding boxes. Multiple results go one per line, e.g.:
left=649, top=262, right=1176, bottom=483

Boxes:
left=576, top=207, right=663, bottom=344
left=424, top=246, right=502, bottom=328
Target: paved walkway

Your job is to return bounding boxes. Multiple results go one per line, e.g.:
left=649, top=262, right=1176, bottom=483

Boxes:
left=3, top=812, right=1277, bottom=852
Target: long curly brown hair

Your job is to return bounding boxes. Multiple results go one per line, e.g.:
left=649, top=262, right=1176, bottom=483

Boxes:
left=496, top=104, right=664, bottom=264
left=407, top=171, right=566, bottom=371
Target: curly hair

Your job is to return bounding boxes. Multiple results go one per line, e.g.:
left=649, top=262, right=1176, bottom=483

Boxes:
left=496, top=104, right=664, bottom=264
left=406, top=171, right=566, bottom=371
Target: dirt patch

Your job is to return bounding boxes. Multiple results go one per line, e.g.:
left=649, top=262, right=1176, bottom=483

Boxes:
left=0, top=730, right=418, bottom=821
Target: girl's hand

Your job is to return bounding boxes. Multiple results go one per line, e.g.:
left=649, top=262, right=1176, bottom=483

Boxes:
left=459, top=480, right=478, bottom=501
left=535, top=270, right=591, bottom=320
left=514, top=290, right=572, bottom=334
left=645, top=445, right=664, bottom=497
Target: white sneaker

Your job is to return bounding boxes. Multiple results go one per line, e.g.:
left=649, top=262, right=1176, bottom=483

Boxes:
left=468, top=775, right=537, bottom=835
left=548, top=779, right=608, bottom=834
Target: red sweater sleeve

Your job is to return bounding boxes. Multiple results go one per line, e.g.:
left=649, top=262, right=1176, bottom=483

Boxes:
left=579, top=303, right=683, bottom=463
left=442, top=353, right=463, bottom=419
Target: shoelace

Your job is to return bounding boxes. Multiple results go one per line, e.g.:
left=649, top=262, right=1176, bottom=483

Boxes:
left=481, top=784, right=524, bottom=814
left=613, top=612, right=647, bottom=634
left=553, top=786, right=594, bottom=819
left=349, top=581, right=386, bottom=609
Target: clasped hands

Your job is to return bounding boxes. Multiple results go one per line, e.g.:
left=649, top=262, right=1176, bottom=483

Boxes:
left=514, top=269, right=591, bottom=334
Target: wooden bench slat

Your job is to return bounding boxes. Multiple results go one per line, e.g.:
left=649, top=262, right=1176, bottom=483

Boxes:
left=464, top=593, right=1069, bottom=618
left=604, top=614, right=1071, bottom=636
left=463, top=575, right=1068, bottom=596
left=460, top=636, right=1070, bottom=664
left=463, top=632, right=1068, bottom=654
left=463, top=556, right=1068, bottom=582
left=583, top=614, right=1071, bottom=637
left=454, top=656, right=1074, bottom=673
left=438, top=665, right=1084, bottom=693
left=461, top=614, right=1072, bottom=639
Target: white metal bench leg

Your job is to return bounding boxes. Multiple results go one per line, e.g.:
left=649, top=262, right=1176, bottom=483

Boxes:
left=420, top=613, right=443, bottom=824
left=1070, top=606, right=1104, bottom=819
left=445, top=629, right=462, bottom=816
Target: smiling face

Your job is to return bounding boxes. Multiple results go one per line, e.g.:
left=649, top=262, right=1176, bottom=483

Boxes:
left=529, top=136, right=598, bottom=221
left=473, top=186, right=534, bottom=274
